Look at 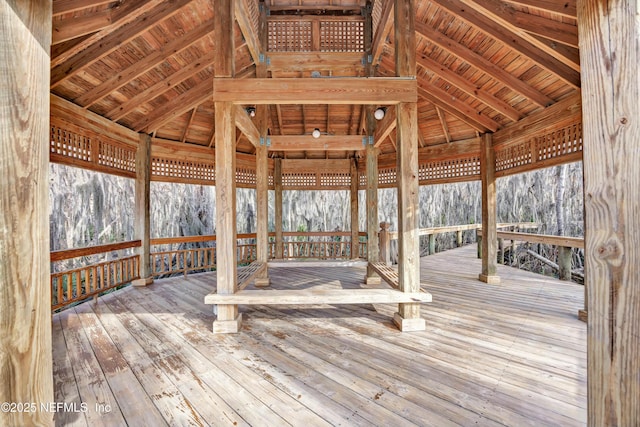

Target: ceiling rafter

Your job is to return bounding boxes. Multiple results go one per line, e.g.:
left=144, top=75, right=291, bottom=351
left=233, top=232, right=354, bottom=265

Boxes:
left=417, top=85, right=494, bottom=132
left=133, top=76, right=214, bottom=133
left=416, top=53, right=522, bottom=121
left=415, top=20, right=553, bottom=107
left=51, top=0, right=193, bottom=87
left=52, top=10, right=112, bottom=45
left=234, top=105, right=260, bottom=147
left=510, top=10, right=578, bottom=48
left=371, top=0, right=394, bottom=65
left=434, top=0, right=581, bottom=81
left=106, top=50, right=216, bottom=121
left=234, top=0, right=260, bottom=64
left=374, top=107, right=397, bottom=147
left=181, top=108, right=197, bottom=143
left=75, top=19, right=214, bottom=107
left=53, top=0, right=113, bottom=17
left=435, top=106, right=451, bottom=143
left=502, top=0, right=576, bottom=18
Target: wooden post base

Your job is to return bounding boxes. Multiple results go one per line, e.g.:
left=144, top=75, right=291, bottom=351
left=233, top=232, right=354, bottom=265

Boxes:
left=254, top=277, right=270, bottom=288
left=213, top=313, right=243, bottom=334
left=478, top=274, right=500, bottom=284
left=393, top=312, right=426, bottom=332
left=365, top=275, right=382, bottom=285
left=132, top=277, right=154, bottom=287
left=578, top=309, right=587, bottom=323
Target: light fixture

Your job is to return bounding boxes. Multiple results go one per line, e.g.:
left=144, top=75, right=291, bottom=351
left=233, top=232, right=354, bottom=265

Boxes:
left=374, top=107, right=386, bottom=120
left=246, top=106, right=256, bottom=117
left=312, top=128, right=321, bottom=139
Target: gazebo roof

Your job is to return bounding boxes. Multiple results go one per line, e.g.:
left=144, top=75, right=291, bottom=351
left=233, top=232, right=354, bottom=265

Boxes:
left=51, top=0, right=579, bottom=161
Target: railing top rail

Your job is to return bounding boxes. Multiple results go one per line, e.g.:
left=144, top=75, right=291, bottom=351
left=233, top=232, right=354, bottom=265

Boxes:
left=50, top=240, right=141, bottom=262
left=478, top=230, right=584, bottom=249
left=386, top=222, right=538, bottom=241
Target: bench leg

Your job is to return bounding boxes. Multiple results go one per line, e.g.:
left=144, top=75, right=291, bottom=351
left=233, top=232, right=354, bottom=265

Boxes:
left=213, top=305, right=242, bottom=333
left=254, top=265, right=270, bottom=287
left=393, top=311, right=425, bottom=332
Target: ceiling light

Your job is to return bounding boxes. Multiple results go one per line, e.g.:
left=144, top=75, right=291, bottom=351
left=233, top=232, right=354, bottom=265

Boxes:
left=312, top=128, right=321, bottom=139
left=374, top=107, right=386, bottom=120
left=246, top=106, right=256, bottom=117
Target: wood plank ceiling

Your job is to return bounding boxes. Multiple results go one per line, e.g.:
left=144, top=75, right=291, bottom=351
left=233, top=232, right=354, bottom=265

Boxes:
left=51, top=0, right=578, bottom=160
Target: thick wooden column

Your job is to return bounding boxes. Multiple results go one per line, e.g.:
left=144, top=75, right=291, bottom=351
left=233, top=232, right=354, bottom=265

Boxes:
left=479, top=133, right=500, bottom=284
left=350, top=158, right=360, bottom=259
left=365, top=128, right=380, bottom=283
left=578, top=0, right=640, bottom=425
left=132, top=133, right=153, bottom=286
left=0, top=2, right=54, bottom=425
left=393, top=0, right=424, bottom=331
left=274, top=158, right=283, bottom=259
left=254, top=2, right=270, bottom=285
left=212, top=0, right=240, bottom=333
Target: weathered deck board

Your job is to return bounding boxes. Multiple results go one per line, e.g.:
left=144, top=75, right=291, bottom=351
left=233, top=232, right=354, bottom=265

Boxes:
left=52, top=246, right=586, bottom=426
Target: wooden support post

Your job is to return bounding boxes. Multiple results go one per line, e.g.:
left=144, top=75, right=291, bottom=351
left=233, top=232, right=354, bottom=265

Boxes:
left=479, top=133, right=500, bottom=284
left=456, top=230, right=463, bottom=247
left=393, top=0, right=424, bottom=332
left=365, top=129, right=381, bottom=284
left=428, top=234, right=435, bottom=255
left=274, top=158, right=283, bottom=259
left=350, top=158, right=360, bottom=259
left=477, top=234, right=482, bottom=259
left=132, top=133, right=153, bottom=286
left=255, top=144, right=270, bottom=287
left=0, top=2, right=54, bottom=424
left=212, top=0, right=240, bottom=333
left=578, top=0, right=639, bottom=423
left=557, top=246, right=572, bottom=281
left=498, top=238, right=505, bottom=265
left=379, top=222, right=391, bottom=266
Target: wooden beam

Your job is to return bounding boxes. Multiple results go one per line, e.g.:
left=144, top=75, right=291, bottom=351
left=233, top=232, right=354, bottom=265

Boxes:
left=212, top=77, right=417, bottom=104
left=350, top=158, right=360, bottom=259
left=181, top=108, right=197, bottom=143
left=107, top=51, right=215, bottom=121
left=132, top=76, right=214, bottom=132
left=267, top=52, right=364, bottom=72
left=75, top=19, right=213, bottom=107
left=0, top=2, right=53, bottom=424
left=132, top=133, right=153, bottom=286
left=417, top=54, right=522, bottom=121
left=374, top=106, right=397, bottom=147
left=51, top=0, right=192, bottom=87
left=274, top=158, right=283, bottom=259
left=479, top=133, right=499, bottom=284
left=53, top=0, right=113, bottom=16
left=512, top=10, right=578, bottom=48
left=371, top=0, right=393, bottom=65
left=503, top=0, right=576, bottom=18
left=417, top=86, right=496, bottom=132
left=234, top=105, right=260, bottom=147
left=577, top=0, right=640, bottom=424
left=268, top=135, right=365, bottom=151
left=415, top=20, right=553, bottom=107
left=52, top=9, right=112, bottom=44
left=493, top=91, right=581, bottom=146
left=235, top=0, right=260, bottom=64
left=444, top=0, right=581, bottom=77
left=435, top=107, right=451, bottom=143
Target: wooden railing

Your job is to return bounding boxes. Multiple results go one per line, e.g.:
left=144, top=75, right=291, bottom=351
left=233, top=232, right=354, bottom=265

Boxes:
left=379, top=222, right=539, bottom=265
left=50, top=241, right=141, bottom=311
left=277, top=231, right=364, bottom=260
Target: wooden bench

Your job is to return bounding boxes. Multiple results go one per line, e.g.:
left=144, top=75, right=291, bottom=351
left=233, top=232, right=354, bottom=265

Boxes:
left=205, top=288, right=431, bottom=305
left=237, top=261, right=267, bottom=291
left=368, top=262, right=401, bottom=290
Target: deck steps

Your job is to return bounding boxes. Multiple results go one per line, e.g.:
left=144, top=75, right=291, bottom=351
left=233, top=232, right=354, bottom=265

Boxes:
left=205, top=288, right=431, bottom=305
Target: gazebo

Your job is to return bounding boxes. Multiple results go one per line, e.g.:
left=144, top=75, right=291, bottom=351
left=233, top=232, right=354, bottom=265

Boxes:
left=1, top=0, right=638, bottom=425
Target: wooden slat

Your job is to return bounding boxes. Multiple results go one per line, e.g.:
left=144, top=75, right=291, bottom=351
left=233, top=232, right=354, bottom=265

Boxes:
left=52, top=10, right=112, bottom=45
left=53, top=0, right=113, bottom=16
left=267, top=52, right=365, bottom=72
left=205, top=288, right=432, bottom=305
left=236, top=262, right=267, bottom=291
left=503, top=0, right=576, bottom=18
left=212, top=77, right=417, bottom=104
left=268, top=135, right=365, bottom=151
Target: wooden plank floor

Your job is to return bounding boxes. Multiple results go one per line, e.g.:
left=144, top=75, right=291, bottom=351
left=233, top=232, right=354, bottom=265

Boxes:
left=52, top=245, right=586, bottom=426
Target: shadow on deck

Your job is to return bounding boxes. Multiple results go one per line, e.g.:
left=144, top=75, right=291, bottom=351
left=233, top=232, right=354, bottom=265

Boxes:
left=52, top=245, right=586, bottom=426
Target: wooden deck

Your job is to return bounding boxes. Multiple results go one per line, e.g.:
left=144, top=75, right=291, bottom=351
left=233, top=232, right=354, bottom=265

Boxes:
left=52, top=245, right=586, bottom=426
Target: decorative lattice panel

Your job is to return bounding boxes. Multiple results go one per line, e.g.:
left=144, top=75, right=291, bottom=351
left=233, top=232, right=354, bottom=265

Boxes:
left=495, top=121, right=583, bottom=177
left=320, top=21, right=364, bottom=52
left=320, top=172, right=351, bottom=187
left=99, top=141, right=136, bottom=174
left=535, top=122, right=582, bottom=163
left=152, top=158, right=215, bottom=183
left=419, top=157, right=481, bottom=183
left=50, top=125, right=92, bottom=163
left=236, top=168, right=257, bottom=187
left=268, top=21, right=312, bottom=52
left=282, top=172, right=317, bottom=187
left=378, top=168, right=397, bottom=187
